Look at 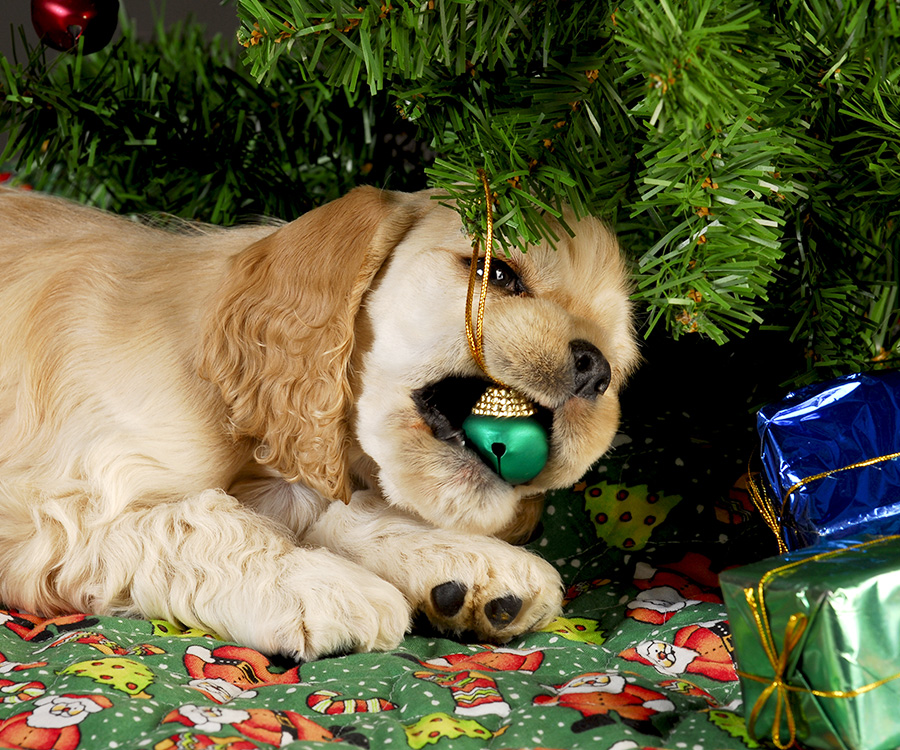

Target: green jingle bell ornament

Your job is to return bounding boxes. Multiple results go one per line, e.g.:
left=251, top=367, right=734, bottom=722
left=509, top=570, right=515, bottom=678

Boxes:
left=462, top=385, right=548, bottom=485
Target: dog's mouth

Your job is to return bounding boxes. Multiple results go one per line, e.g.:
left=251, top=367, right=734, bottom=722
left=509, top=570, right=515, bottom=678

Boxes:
left=411, top=376, right=554, bottom=484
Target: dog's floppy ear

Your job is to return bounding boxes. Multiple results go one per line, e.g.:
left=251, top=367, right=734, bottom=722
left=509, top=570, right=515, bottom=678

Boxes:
left=200, top=186, right=430, bottom=503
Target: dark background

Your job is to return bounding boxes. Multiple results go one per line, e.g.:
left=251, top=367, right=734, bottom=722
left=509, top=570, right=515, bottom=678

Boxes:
left=2, top=0, right=240, bottom=61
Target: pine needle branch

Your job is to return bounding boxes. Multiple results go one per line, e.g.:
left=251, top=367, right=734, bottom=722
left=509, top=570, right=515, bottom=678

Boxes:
left=3, top=0, right=899, bottom=385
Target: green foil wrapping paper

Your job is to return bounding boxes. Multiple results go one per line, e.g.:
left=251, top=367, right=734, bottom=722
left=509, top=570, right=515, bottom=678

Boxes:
left=720, top=537, right=900, bottom=750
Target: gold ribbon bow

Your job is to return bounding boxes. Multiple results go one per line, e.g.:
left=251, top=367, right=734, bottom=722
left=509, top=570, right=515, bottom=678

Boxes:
left=738, top=536, right=900, bottom=749
left=742, top=596, right=807, bottom=748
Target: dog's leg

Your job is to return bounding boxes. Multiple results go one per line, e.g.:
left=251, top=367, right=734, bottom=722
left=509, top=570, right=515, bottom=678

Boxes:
left=0, top=488, right=410, bottom=660
left=305, top=490, right=563, bottom=641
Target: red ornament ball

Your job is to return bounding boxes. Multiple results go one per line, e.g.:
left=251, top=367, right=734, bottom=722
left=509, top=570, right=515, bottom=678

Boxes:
left=31, top=0, right=120, bottom=54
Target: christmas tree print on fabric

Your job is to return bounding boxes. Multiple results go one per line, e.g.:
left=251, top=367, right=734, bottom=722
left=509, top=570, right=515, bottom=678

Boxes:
left=403, top=712, right=495, bottom=749
left=540, top=616, right=606, bottom=645
left=59, top=657, right=156, bottom=699
left=583, top=482, right=682, bottom=550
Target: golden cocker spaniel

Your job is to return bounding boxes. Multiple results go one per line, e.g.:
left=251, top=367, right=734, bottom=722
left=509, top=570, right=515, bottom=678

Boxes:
left=0, top=186, right=638, bottom=659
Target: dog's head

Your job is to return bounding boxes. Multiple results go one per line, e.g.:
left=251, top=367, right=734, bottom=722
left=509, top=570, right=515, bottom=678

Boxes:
left=201, top=187, right=638, bottom=538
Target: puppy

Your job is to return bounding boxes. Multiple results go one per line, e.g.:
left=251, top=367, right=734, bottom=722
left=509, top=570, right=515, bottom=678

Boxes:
left=0, top=186, right=637, bottom=659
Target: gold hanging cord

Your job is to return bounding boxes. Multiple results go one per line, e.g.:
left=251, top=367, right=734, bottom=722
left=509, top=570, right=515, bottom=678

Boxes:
left=463, top=170, right=536, bottom=418
left=465, top=169, right=499, bottom=380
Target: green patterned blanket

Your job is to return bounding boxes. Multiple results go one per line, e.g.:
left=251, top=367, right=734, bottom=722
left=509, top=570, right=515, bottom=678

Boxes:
left=0, top=354, right=777, bottom=750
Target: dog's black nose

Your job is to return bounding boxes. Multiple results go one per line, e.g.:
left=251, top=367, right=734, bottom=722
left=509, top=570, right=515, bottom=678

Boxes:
left=570, top=340, right=611, bottom=399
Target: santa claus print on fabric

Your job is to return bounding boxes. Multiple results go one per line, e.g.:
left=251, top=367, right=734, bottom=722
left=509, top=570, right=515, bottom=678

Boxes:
left=0, top=693, right=113, bottom=750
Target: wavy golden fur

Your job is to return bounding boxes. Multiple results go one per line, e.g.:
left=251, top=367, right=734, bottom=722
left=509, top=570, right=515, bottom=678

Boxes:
left=198, top=189, right=422, bottom=502
left=0, top=185, right=637, bottom=659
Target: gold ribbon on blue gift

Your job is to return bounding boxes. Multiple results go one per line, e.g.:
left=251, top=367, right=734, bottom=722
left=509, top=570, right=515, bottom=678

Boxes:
left=747, top=451, right=900, bottom=555
left=738, top=536, right=900, bottom=750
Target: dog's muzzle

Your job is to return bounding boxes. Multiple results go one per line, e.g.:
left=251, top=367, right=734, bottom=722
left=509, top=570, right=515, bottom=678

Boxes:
left=411, top=339, right=610, bottom=485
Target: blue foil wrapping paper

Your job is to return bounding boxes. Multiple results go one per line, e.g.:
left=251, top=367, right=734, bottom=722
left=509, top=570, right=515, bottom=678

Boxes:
left=757, top=370, right=900, bottom=550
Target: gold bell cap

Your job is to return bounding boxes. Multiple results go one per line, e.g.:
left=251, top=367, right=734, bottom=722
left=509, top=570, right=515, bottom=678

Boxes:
left=471, top=385, right=537, bottom=418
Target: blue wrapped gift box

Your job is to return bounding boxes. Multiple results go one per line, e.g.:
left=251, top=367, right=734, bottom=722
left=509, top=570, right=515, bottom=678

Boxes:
left=757, top=370, right=900, bottom=550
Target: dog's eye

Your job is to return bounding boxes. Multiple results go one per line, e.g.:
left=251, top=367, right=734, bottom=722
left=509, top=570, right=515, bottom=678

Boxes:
left=475, top=258, right=526, bottom=294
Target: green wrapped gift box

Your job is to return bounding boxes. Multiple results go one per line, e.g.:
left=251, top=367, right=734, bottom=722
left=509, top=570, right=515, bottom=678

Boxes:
left=720, top=537, right=900, bottom=750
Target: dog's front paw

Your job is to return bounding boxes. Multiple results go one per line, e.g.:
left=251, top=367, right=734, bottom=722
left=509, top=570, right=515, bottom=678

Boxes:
left=227, top=548, right=411, bottom=661
left=415, top=543, right=562, bottom=642
left=305, top=496, right=561, bottom=645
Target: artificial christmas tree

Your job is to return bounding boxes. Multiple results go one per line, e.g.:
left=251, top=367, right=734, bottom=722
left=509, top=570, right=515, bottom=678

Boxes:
left=1, top=0, right=898, bottom=387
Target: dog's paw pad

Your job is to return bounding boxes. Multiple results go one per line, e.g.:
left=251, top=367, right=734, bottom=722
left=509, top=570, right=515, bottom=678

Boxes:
left=484, top=594, right=523, bottom=630
left=431, top=581, right=468, bottom=617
